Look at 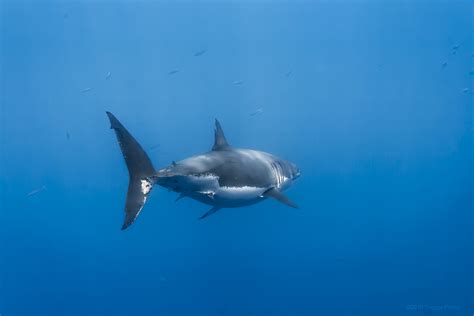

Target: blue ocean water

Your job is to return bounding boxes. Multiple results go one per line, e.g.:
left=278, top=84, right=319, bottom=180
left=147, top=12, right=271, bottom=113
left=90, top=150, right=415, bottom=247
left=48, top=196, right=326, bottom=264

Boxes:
left=0, top=1, right=472, bottom=316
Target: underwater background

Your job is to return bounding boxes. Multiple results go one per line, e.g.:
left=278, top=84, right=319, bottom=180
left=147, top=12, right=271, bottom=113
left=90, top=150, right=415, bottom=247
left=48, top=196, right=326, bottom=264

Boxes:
left=0, top=1, right=472, bottom=316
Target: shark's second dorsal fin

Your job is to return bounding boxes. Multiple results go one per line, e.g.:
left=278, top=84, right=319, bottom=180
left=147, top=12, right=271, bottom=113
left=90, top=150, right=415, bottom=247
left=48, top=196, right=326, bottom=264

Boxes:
left=212, top=119, right=230, bottom=151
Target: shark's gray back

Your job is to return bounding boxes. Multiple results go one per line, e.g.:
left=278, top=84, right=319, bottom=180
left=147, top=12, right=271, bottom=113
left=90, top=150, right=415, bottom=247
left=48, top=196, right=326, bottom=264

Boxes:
left=174, top=148, right=279, bottom=188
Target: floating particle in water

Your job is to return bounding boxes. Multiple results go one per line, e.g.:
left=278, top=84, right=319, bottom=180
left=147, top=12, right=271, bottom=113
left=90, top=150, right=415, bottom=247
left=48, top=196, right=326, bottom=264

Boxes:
left=441, top=62, right=447, bottom=68
left=194, top=49, right=206, bottom=57
left=463, top=88, right=469, bottom=93
left=81, top=87, right=93, bottom=93
left=27, top=186, right=46, bottom=197
left=451, top=45, right=460, bottom=55
left=233, top=80, right=243, bottom=85
left=250, top=108, right=264, bottom=116
left=66, top=131, right=70, bottom=140
left=469, top=71, right=474, bottom=76
left=150, top=144, right=161, bottom=151
left=285, top=70, right=292, bottom=78
left=63, top=13, right=69, bottom=19
left=105, top=71, right=111, bottom=79
left=168, top=70, right=179, bottom=75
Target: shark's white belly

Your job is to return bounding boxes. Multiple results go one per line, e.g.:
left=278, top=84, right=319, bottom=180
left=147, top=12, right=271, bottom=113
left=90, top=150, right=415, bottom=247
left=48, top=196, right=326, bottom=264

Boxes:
left=213, top=186, right=268, bottom=207
left=160, top=148, right=297, bottom=208
left=178, top=175, right=269, bottom=207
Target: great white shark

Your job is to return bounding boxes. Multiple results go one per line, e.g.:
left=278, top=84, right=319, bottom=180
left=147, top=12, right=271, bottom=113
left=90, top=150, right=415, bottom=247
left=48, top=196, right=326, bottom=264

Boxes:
left=106, top=112, right=301, bottom=230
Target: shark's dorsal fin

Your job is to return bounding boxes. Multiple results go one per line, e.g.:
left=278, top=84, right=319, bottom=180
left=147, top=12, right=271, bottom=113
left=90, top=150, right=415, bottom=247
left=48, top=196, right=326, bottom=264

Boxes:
left=212, top=119, right=230, bottom=151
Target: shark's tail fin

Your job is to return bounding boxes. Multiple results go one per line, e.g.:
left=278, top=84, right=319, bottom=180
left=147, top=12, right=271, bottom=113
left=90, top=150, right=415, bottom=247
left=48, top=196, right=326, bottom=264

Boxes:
left=106, top=112, right=156, bottom=230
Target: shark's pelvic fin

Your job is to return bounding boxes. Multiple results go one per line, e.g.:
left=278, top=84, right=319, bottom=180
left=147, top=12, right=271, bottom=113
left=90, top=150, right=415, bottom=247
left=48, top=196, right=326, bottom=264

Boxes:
left=198, top=206, right=221, bottom=220
left=263, top=187, right=298, bottom=209
left=212, top=119, right=230, bottom=151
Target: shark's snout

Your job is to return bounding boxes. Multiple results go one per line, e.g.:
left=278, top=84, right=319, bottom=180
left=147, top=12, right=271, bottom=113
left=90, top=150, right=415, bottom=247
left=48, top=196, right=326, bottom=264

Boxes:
left=290, top=162, right=301, bottom=179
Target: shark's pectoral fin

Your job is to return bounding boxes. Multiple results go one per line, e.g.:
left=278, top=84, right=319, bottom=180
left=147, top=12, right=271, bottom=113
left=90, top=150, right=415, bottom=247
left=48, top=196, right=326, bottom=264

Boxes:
left=198, top=206, right=221, bottom=220
left=263, top=187, right=298, bottom=209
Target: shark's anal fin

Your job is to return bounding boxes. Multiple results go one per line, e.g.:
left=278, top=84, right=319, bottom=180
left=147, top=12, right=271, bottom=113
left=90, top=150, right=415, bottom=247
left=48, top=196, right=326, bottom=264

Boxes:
left=212, top=119, right=230, bottom=151
left=263, top=187, right=298, bottom=209
left=198, top=206, right=221, bottom=220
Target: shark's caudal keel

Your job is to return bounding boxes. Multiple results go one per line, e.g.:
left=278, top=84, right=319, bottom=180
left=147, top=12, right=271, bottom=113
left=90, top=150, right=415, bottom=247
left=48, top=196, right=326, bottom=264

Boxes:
left=106, top=112, right=300, bottom=230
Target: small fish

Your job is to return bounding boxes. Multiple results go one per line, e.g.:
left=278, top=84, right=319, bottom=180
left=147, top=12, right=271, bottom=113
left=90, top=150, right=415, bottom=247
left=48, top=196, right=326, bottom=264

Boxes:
left=469, top=71, right=474, bottom=76
left=463, top=88, right=469, bottom=93
left=233, top=80, right=243, bottom=85
left=168, top=70, right=179, bottom=75
left=285, top=71, right=292, bottom=78
left=452, top=45, right=460, bottom=50
left=66, top=131, right=70, bottom=140
left=250, top=108, right=264, bottom=116
left=27, top=186, right=46, bottom=197
left=150, top=144, right=161, bottom=150
left=442, top=62, right=447, bottom=68
left=105, top=71, right=111, bottom=79
left=194, top=49, right=206, bottom=57
left=63, top=13, right=69, bottom=19
left=81, top=87, right=93, bottom=93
